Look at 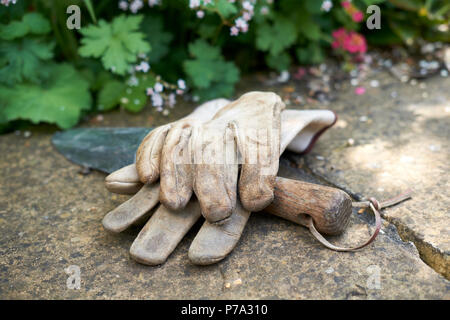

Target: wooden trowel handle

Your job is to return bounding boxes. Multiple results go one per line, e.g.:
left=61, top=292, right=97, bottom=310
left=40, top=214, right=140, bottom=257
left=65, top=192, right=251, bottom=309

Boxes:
left=264, top=177, right=353, bottom=236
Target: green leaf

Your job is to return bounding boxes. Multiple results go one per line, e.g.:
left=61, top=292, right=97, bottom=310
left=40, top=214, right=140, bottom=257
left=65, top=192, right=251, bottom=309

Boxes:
left=0, top=12, right=51, bottom=40
left=304, top=0, right=323, bottom=14
left=211, top=0, right=238, bottom=19
left=333, top=8, right=359, bottom=30
left=188, top=39, right=222, bottom=60
left=266, top=52, right=292, bottom=71
left=141, top=15, right=173, bottom=64
left=193, top=81, right=236, bottom=101
left=0, top=64, right=92, bottom=129
left=296, top=43, right=325, bottom=65
left=296, top=10, right=322, bottom=40
left=0, top=38, right=55, bottom=85
left=121, top=73, right=156, bottom=112
left=183, top=40, right=239, bottom=101
left=197, top=23, right=217, bottom=39
left=22, top=12, right=51, bottom=35
left=91, top=70, right=115, bottom=92
left=97, top=80, right=126, bottom=111
left=79, top=15, right=151, bottom=75
left=0, top=20, right=29, bottom=40
left=256, top=17, right=298, bottom=56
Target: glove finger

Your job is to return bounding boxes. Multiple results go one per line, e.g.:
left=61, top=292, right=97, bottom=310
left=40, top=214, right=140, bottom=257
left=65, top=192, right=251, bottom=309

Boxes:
left=192, top=126, right=238, bottom=223
left=105, top=164, right=142, bottom=195
left=136, top=125, right=170, bottom=184
left=130, top=199, right=201, bottom=265
left=235, top=97, right=283, bottom=212
left=159, top=123, right=193, bottom=210
left=102, top=183, right=160, bottom=233
left=188, top=200, right=251, bottom=265
left=235, top=127, right=279, bottom=212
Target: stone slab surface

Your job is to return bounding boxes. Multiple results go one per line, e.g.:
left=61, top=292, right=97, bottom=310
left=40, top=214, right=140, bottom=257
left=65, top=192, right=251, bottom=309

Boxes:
left=298, top=72, right=450, bottom=278
left=0, top=71, right=449, bottom=299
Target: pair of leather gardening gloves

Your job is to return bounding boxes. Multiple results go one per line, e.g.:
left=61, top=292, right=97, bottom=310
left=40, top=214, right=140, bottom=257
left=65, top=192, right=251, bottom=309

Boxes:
left=103, top=92, right=336, bottom=265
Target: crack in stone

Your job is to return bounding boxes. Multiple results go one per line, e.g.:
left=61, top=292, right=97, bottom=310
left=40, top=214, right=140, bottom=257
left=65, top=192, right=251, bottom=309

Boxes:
left=293, top=158, right=449, bottom=280
left=282, top=155, right=448, bottom=279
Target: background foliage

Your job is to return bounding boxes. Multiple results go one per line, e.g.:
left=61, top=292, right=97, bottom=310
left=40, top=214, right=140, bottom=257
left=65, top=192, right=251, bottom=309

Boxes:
left=0, top=0, right=448, bottom=131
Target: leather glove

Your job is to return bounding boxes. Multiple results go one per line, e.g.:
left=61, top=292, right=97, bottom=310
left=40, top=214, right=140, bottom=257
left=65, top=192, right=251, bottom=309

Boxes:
left=136, top=92, right=284, bottom=223
left=135, top=98, right=230, bottom=211
left=104, top=100, right=336, bottom=265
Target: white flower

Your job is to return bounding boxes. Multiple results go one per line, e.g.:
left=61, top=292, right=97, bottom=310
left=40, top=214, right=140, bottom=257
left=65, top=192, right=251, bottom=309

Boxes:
left=177, top=79, right=186, bottom=90
left=135, top=61, right=150, bottom=73
left=1, top=0, right=17, bottom=6
left=189, top=0, right=200, bottom=8
left=151, top=93, right=164, bottom=107
left=127, top=76, right=139, bottom=86
left=203, top=0, right=212, bottom=5
left=119, top=1, right=129, bottom=11
left=230, top=26, right=239, bottom=36
left=242, top=1, right=254, bottom=12
left=260, top=6, right=269, bottom=15
left=148, top=0, right=160, bottom=7
left=168, top=93, right=176, bottom=108
left=196, top=10, right=205, bottom=19
left=242, top=12, right=252, bottom=21
left=235, top=18, right=247, bottom=30
left=321, top=0, right=333, bottom=12
left=130, top=0, right=144, bottom=13
left=154, top=83, right=164, bottom=92
left=146, top=88, right=154, bottom=96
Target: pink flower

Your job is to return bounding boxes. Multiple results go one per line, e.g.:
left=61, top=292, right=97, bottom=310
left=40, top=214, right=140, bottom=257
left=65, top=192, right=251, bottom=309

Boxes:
left=341, top=1, right=351, bottom=9
left=341, top=1, right=364, bottom=24
left=230, top=26, right=239, bottom=36
left=343, top=32, right=367, bottom=54
left=331, top=28, right=367, bottom=54
left=196, top=10, right=204, bottom=19
left=243, top=12, right=252, bottom=21
left=352, top=11, right=364, bottom=22
left=294, top=67, right=306, bottom=80
left=355, top=87, right=366, bottom=95
left=332, top=28, right=347, bottom=50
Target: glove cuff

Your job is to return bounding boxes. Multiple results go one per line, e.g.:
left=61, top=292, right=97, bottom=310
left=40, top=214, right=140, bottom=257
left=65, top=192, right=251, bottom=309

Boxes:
left=281, top=110, right=337, bottom=154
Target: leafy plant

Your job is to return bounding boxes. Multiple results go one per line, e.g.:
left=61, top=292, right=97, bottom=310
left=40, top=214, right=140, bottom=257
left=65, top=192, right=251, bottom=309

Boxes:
left=0, top=10, right=91, bottom=129
left=255, top=16, right=298, bottom=57
left=0, top=64, right=91, bottom=128
left=184, top=39, right=239, bottom=100
left=79, top=15, right=151, bottom=75
left=0, top=0, right=448, bottom=132
left=0, top=12, right=54, bottom=85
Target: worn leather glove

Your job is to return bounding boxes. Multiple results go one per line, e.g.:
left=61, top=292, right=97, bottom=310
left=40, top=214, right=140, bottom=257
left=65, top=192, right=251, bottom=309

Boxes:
left=104, top=99, right=336, bottom=265
left=136, top=92, right=284, bottom=223
left=135, top=98, right=230, bottom=211
left=102, top=98, right=229, bottom=233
